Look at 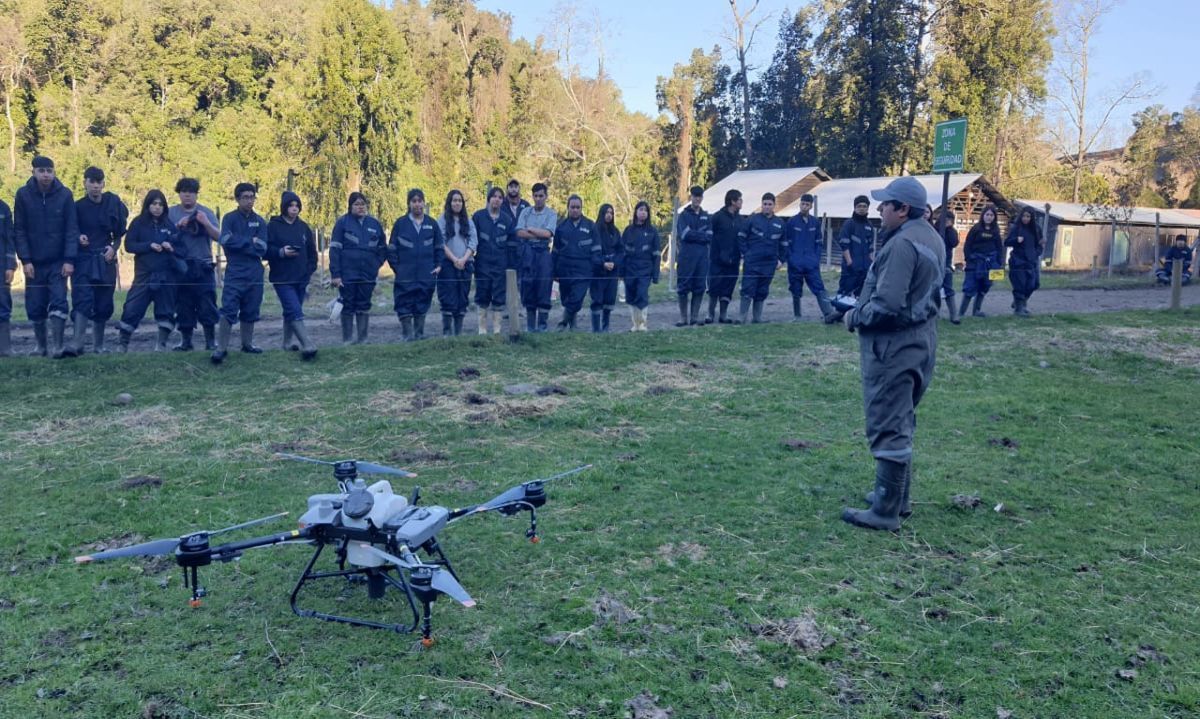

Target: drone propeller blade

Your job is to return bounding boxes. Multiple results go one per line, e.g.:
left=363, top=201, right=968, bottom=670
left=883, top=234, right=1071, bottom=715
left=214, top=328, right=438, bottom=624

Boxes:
left=209, top=512, right=290, bottom=537
left=429, top=569, right=476, bottom=608
left=356, top=545, right=476, bottom=608
left=275, top=452, right=335, bottom=466
left=75, top=537, right=181, bottom=563
left=355, top=461, right=417, bottom=478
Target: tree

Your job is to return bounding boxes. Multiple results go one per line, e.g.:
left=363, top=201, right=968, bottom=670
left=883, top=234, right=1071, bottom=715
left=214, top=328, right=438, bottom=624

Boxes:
left=25, top=0, right=102, bottom=147
left=0, top=8, right=33, bottom=173
left=752, top=8, right=817, bottom=169
left=1048, top=0, right=1153, bottom=202
left=656, top=49, right=720, bottom=202
left=723, top=0, right=771, bottom=167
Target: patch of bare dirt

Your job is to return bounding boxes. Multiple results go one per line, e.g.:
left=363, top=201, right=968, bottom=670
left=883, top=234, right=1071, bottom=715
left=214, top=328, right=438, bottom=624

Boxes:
left=389, top=449, right=449, bottom=464
left=593, top=589, right=640, bottom=626
left=121, top=475, right=162, bottom=490
left=625, top=691, right=672, bottom=719
left=656, top=542, right=707, bottom=565
left=782, top=438, right=824, bottom=451
left=952, top=494, right=982, bottom=509
left=749, top=613, right=836, bottom=655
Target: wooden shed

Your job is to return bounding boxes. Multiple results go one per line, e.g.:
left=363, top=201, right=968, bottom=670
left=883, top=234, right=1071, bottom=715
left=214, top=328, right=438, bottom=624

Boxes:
left=1014, top=200, right=1200, bottom=270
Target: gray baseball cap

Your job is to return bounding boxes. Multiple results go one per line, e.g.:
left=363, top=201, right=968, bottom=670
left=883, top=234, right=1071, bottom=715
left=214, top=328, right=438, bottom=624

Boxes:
left=870, top=176, right=927, bottom=209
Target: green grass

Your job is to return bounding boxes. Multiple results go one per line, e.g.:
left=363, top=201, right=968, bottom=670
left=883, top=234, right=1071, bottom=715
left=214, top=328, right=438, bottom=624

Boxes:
left=1, top=310, right=1198, bottom=718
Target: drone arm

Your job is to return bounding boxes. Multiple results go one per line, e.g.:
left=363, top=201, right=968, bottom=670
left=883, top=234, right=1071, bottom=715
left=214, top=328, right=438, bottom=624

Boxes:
left=207, top=526, right=314, bottom=562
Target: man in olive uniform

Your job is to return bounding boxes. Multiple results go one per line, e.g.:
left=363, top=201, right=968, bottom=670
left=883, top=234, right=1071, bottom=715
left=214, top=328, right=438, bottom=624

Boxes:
left=841, top=176, right=945, bottom=531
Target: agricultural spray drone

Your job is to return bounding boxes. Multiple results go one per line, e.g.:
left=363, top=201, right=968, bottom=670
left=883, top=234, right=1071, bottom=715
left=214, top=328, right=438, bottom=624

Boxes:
left=75, top=454, right=589, bottom=645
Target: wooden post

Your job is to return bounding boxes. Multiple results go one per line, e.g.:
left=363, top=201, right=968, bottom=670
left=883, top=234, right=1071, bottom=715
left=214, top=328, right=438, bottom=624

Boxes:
left=1108, top=219, right=1116, bottom=277
left=1041, top=203, right=1051, bottom=267
left=823, top=213, right=833, bottom=270
left=1153, top=212, right=1161, bottom=279
left=1169, top=255, right=1183, bottom=310
left=286, top=168, right=297, bottom=192
left=506, top=269, right=521, bottom=339
left=668, top=198, right=680, bottom=292
left=1091, top=255, right=1099, bottom=278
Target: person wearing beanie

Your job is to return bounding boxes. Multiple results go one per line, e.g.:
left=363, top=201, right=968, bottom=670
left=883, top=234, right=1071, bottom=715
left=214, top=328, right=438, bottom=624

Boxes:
left=330, top=192, right=387, bottom=344
left=707, top=189, right=744, bottom=324
left=168, top=177, right=220, bottom=351
left=436, top=189, right=477, bottom=337
left=841, top=176, right=945, bottom=532
left=784, top=193, right=837, bottom=323
left=738, top=193, right=785, bottom=324
left=266, top=191, right=318, bottom=359
left=69, top=166, right=129, bottom=355
left=472, top=186, right=512, bottom=335
left=14, top=155, right=79, bottom=358
left=835, top=195, right=874, bottom=307
left=210, top=182, right=267, bottom=364
left=388, top=188, right=443, bottom=341
left=1156, top=234, right=1193, bottom=286
left=674, top=185, right=712, bottom=326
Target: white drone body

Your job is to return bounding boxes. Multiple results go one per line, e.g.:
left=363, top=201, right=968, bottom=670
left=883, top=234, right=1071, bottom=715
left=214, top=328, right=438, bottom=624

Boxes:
left=299, top=479, right=409, bottom=567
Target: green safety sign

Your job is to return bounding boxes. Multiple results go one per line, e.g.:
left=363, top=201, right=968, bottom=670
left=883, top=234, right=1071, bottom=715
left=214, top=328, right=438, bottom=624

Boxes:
left=932, top=118, right=967, bottom=173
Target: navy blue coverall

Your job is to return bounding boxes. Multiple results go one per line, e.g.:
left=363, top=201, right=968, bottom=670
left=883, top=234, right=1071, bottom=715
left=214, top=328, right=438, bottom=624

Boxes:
left=1005, top=223, right=1042, bottom=302
left=621, top=223, right=660, bottom=309
left=708, top=208, right=743, bottom=301
left=388, top=214, right=444, bottom=318
left=472, top=208, right=511, bottom=309
left=266, top=211, right=317, bottom=322
left=675, top=205, right=712, bottom=295
left=217, top=209, right=268, bottom=323
left=961, top=222, right=1004, bottom=298
left=118, top=215, right=186, bottom=332
left=330, top=213, right=386, bottom=315
left=553, top=216, right=601, bottom=317
left=785, top=212, right=827, bottom=298
left=0, top=200, right=13, bottom=324
left=590, top=222, right=624, bottom=312
left=73, top=192, right=129, bottom=323
left=837, top=214, right=874, bottom=297
left=1157, top=246, right=1193, bottom=285
left=740, top=214, right=786, bottom=301
left=169, top=203, right=220, bottom=333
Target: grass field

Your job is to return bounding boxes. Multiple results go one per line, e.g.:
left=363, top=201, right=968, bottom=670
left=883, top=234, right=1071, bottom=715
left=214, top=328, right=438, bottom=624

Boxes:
left=1, top=309, right=1198, bottom=718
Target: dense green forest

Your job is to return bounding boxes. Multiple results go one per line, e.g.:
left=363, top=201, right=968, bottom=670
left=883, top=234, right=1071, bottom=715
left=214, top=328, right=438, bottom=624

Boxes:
left=2, top=0, right=1197, bottom=231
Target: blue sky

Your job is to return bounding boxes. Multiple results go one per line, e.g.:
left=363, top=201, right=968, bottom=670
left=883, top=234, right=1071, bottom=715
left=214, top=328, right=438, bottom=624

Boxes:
left=475, top=0, right=1198, bottom=138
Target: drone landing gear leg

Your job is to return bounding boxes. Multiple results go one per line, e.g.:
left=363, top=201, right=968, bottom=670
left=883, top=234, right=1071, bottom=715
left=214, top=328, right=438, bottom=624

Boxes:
left=289, top=542, right=421, bottom=633
left=182, top=565, right=206, bottom=607
left=420, top=600, right=434, bottom=648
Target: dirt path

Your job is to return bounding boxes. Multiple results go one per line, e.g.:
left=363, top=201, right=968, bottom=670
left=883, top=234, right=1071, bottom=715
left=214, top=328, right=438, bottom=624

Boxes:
left=4, top=284, right=1197, bottom=356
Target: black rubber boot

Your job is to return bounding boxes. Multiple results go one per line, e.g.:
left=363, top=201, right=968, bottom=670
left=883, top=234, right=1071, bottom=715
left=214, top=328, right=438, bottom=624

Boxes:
left=341, top=313, right=355, bottom=344
left=947, top=292, right=960, bottom=324
left=442, top=313, right=453, bottom=336
left=31, top=320, right=48, bottom=356
left=92, top=320, right=107, bottom=353
left=0, top=321, right=11, bottom=357
left=752, top=299, right=764, bottom=324
left=536, top=310, right=549, bottom=332
left=718, top=299, right=731, bottom=323
left=791, top=294, right=802, bottom=321
left=676, top=295, right=689, bottom=326
left=452, top=314, right=464, bottom=335
left=202, top=324, right=216, bottom=351
left=526, top=308, right=537, bottom=332
left=155, top=326, right=172, bottom=352
left=174, top=328, right=194, bottom=352
left=281, top=319, right=294, bottom=350
left=67, top=313, right=88, bottom=356
left=211, top=318, right=232, bottom=364
left=240, top=321, right=261, bottom=353
left=590, top=310, right=602, bottom=333
left=400, top=316, right=414, bottom=342
left=689, top=293, right=704, bottom=325
left=1015, top=297, right=1030, bottom=317
left=842, top=459, right=908, bottom=531
left=117, top=329, right=132, bottom=354
left=864, top=461, right=913, bottom=518
left=49, top=316, right=67, bottom=358
left=356, top=313, right=370, bottom=344
left=706, top=295, right=717, bottom=324
left=292, top=319, right=317, bottom=360
left=973, top=293, right=986, bottom=317
left=601, top=309, right=611, bottom=332
left=738, top=297, right=751, bottom=325
left=959, top=295, right=972, bottom=319
left=414, top=313, right=427, bottom=339
left=556, top=311, right=576, bottom=331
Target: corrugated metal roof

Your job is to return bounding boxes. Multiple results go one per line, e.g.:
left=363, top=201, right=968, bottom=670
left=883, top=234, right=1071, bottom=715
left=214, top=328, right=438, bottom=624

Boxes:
left=778, top=174, right=983, bottom=218
left=696, top=168, right=824, bottom=214
left=1015, top=199, right=1200, bottom=228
